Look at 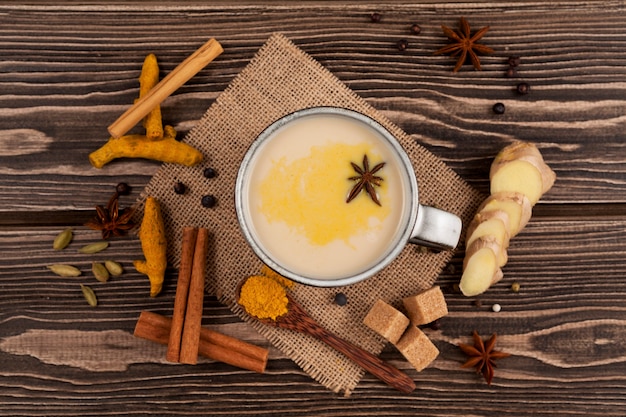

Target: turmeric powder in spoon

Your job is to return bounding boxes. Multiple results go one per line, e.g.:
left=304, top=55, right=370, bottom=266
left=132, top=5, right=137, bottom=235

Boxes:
left=238, top=275, right=288, bottom=320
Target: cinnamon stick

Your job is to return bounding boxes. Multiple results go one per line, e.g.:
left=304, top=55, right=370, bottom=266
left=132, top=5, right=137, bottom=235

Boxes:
left=108, top=38, right=223, bottom=138
left=134, top=311, right=268, bottom=373
left=166, top=226, right=198, bottom=362
left=179, top=227, right=209, bottom=364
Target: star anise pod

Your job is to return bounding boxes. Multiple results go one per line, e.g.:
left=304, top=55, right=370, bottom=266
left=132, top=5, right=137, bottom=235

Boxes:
left=459, top=331, right=510, bottom=384
left=346, top=154, right=385, bottom=206
left=435, top=16, right=494, bottom=72
left=85, top=192, right=136, bottom=239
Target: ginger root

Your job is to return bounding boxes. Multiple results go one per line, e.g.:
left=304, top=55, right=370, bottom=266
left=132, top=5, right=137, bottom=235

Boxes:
left=460, top=237, right=504, bottom=296
left=476, top=192, right=532, bottom=238
left=490, top=141, right=556, bottom=205
left=134, top=196, right=167, bottom=297
left=89, top=53, right=203, bottom=168
left=460, top=141, right=555, bottom=296
left=465, top=210, right=510, bottom=267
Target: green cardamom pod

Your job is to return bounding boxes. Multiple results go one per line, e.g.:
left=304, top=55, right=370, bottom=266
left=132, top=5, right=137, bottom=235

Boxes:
left=92, top=262, right=110, bottom=283
left=78, top=241, right=109, bottom=254
left=47, top=264, right=82, bottom=277
left=52, top=228, right=73, bottom=250
left=104, top=260, right=123, bottom=276
left=80, top=284, right=98, bottom=307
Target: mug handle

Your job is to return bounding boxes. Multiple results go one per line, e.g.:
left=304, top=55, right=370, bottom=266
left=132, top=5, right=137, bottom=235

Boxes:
left=408, top=205, right=462, bottom=251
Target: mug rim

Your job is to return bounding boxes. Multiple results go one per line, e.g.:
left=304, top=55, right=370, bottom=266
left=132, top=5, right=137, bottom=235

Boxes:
left=235, top=106, right=419, bottom=287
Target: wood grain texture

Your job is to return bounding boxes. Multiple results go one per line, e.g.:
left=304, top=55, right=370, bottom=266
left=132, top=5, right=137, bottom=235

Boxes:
left=1, top=1, right=626, bottom=416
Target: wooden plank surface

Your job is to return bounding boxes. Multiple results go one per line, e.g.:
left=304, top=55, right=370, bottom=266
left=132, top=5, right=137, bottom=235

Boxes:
left=1, top=1, right=625, bottom=416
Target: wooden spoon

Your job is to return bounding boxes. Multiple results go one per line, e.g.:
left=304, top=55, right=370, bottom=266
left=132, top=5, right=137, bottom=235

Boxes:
left=237, top=285, right=416, bottom=393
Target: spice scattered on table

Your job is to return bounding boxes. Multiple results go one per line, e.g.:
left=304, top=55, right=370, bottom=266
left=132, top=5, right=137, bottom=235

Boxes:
left=334, top=292, right=348, bottom=306
left=396, top=39, right=409, bottom=51
left=201, top=194, right=217, bottom=208
left=134, top=311, right=269, bottom=373
left=460, top=141, right=555, bottom=296
left=78, top=241, right=109, bottom=254
left=115, top=182, right=131, bottom=195
left=410, top=24, right=421, bottom=35
left=92, top=262, right=110, bottom=283
left=133, top=196, right=167, bottom=297
left=491, top=303, right=502, bottom=313
left=52, top=228, right=73, bottom=251
left=203, top=167, right=217, bottom=178
left=104, top=260, right=123, bottom=276
left=511, top=281, right=521, bottom=292
left=459, top=331, right=510, bottom=384
left=48, top=264, right=82, bottom=277
left=516, top=82, right=531, bottom=95
left=370, top=12, right=381, bottom=23
left=174, top=181, right=186, bottom=195
left=492, top=102, right=506, bottom=115
left=508, top=56, right=521, bottom=68
left=80, top=284, right=98, bottom=307
left=89, top=54, right=203, bottom=168
left=85, top=192, right=135, bottom=239
left=434, top=16, right=494, bottom=72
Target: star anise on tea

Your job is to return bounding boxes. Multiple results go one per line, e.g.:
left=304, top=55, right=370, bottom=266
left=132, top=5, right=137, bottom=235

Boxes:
left=85, top=192, right=135, bottom=239
left=459, top=331, right=510, bottom=384
left=434, top=16, right=494, bottom=72
left=346, top=154, right=385, bottom=206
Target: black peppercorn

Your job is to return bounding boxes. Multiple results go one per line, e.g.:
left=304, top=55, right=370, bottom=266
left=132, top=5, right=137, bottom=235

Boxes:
left=505, top=67, right=517, bottom=78
left=516, top=82, right=531, bottom=95
left=396, top=39, right=409, bottom=51
left=370, top=12, right=381, bottom=23
left=508, top=56, right=521, bottom=67
left=203, top=167, right=217, bottom=178
left=201, top=194, right=217, bottom=208
left=334, top=292, right=348, bottom=306
left=410, top=24, right=421, bottom=35
left=174, top=181, right=186, bottom=195
left=492, top=102, right=506, bottom=115
left=115, top=182, right=131, bottom=195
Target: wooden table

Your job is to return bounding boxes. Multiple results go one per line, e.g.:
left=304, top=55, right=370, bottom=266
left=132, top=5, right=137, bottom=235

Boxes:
left=1, top=1, right=625, bottom=415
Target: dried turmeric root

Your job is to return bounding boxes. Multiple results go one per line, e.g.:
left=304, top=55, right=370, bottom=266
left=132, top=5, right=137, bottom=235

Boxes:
left=89, top=125, right=203, bottom=168
left=134, top=196, right=167, bottom=297
left=460, top=141, right=555, bottom=296
left=138, top=53, right=163, bottom=139
left=89, top=53, right=203, bottom=168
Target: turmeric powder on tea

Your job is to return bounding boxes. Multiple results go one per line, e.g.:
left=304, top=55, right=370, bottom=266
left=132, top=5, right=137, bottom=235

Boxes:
left=239, top=275, right=289, bottom=320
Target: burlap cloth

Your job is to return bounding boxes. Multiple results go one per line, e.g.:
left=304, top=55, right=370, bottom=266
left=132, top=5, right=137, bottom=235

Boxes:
left=138, top=33, right=481, bottom=395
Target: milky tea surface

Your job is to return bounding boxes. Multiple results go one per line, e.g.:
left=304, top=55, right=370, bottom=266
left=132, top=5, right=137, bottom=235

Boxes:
left=244, top=114, right=409, bottom=280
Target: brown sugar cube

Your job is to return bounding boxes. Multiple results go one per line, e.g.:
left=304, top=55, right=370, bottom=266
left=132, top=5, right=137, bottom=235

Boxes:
left=363, top=299, right=410, bottom=344
left=395, top=325, right=440, bottom=372
left=402, top=285, right=448, bottom=326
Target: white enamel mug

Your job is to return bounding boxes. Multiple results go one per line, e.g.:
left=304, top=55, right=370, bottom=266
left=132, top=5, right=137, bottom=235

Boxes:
left=235, top=107, right=462, bottom=287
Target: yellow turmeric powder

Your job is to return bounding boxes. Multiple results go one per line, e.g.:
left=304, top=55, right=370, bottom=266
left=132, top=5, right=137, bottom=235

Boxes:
left=260, top=264, right=295, bottom=289
left=238, top=275, right=289, bottom=320
left=133, top=196, right=167, bottom=297
left=138, top=53, right=163, bottom=139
